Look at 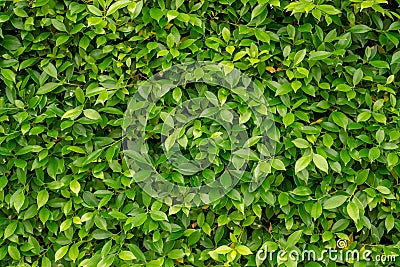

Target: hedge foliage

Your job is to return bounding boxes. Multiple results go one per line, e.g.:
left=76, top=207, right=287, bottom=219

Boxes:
left=1, top=0, right=400, bottom=266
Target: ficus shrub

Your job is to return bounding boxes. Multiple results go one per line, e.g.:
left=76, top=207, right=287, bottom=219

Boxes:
left=0, top=0, right=400, bottom=266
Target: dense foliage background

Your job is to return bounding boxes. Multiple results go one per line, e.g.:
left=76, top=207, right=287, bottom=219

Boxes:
left=1, top=0, right=400, bottom=266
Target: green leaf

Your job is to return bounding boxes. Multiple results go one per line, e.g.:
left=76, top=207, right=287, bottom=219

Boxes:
left=55, top=245, right=69, bottom=261
left=128, top=1, right=143, bottom=18
left=87, top=17, right=103, bottom=26
left=130, top=213, right=147, bottom=227
left=349, top=25, right=371, bottom=33
left=83, top=109, right=102, bottom=120
left=317, top=4, right=341, bottom=15
left=353, top=69, right=363, bottom=85
left=376, top=185, right=391, bottom=195
left=368, top=147, right=380, bottom=162
left=133, top=170, right=152, bottom=182
left=233, top=51, right=247, bottom=61
left=308, top=51, right=331, bottom=61
left=278, top=192, right=289, bottom=206
left=47, top=158, right=58, bottom=179
left=37, top=82, right=60, bottom=94
left=213, top=245, right=232, bottom=254
left=128, top=244, right=146, bottom=261
left=295, top=154, right=312, bottom=173
left=370, top=60, right=389, bottom=69
left=68, top=244, right=79, bottom=262
left=220, top=109, right=233, bottom=122
left=4, top=221, right=18, bottom=239
left=376, top=129, right=385, bottom=144
left=313, top=154, right=328, bottom=173
left=8, top=246, right=20, bottom=260
left=357, top=111, right=371, bottom=122
left=60, top=219, right=72, bottom=231
left=19, top=58, right=38, bottom=70
left=255, top=29, right=270, bottom=43
left=236, top=245, right=252, bottom=255
left=292, top=138, right=310, bottom=148
left=119, top=250, right=136, bottom=260
left=311, top=202, right=322, bottom=219
left=67, top=146, right=86, bottom=154
left=222, top=27, right=230, bottom=43
left=55, top=34, right=69, bottom=46
left=167, top=10, right=179, bottom=21
left=92, top=229, right=113, bottom=239
left=43, top=62, right=58, bottom=78
left=292, top=186, right=312, bottom=196
left=331, top=111, right=348, bottom=129
left=88, top=5, right=103, bottom=16
left=251, top=4, right=266, bottom=20
left=293, top=49, right=306, bottom=66
left=1, top=69, right=16, bottom=83
left=168, top=249, right=185, bottom=259
left=172, top=87, right=182, bottom=102
left=150, top=8, right=163, bottom=21
left=271, top=159, right=286, bottom=170
left=16, top=145, right=43, bottom=155
left=62, top=106, right=83, bottom=120
left=335, top=84, right=352, bottom=92
left=11, top=189, right=25, bottom=212
left=51, top=19, right=67, bottom=32
left=355, top=169, right=369, bottom=185
left=283, top=112, right=295, bottom=127
left=385, top=214, right=395, bottom=233
left=287, top=230, right=302, bottom=247
left=109, top=210, right=128, bottom=220
left=37, top=189, right=49, bottom=209
left=387, top=152, right=399, bottom=167
left=107, top=0, right=131, bottom=16
left=42, top=257, right=51, bottom=267
left=323, top=195, right=348, bottom=209
left=391, top=51, right=400, bottom=64
left=70, top=180, right=81, bottom=195
left=2, top=35, right=21, bottom=50
left=150, top=210, right=168, bottom=221
left=347, top=201, right=359, bottom=222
